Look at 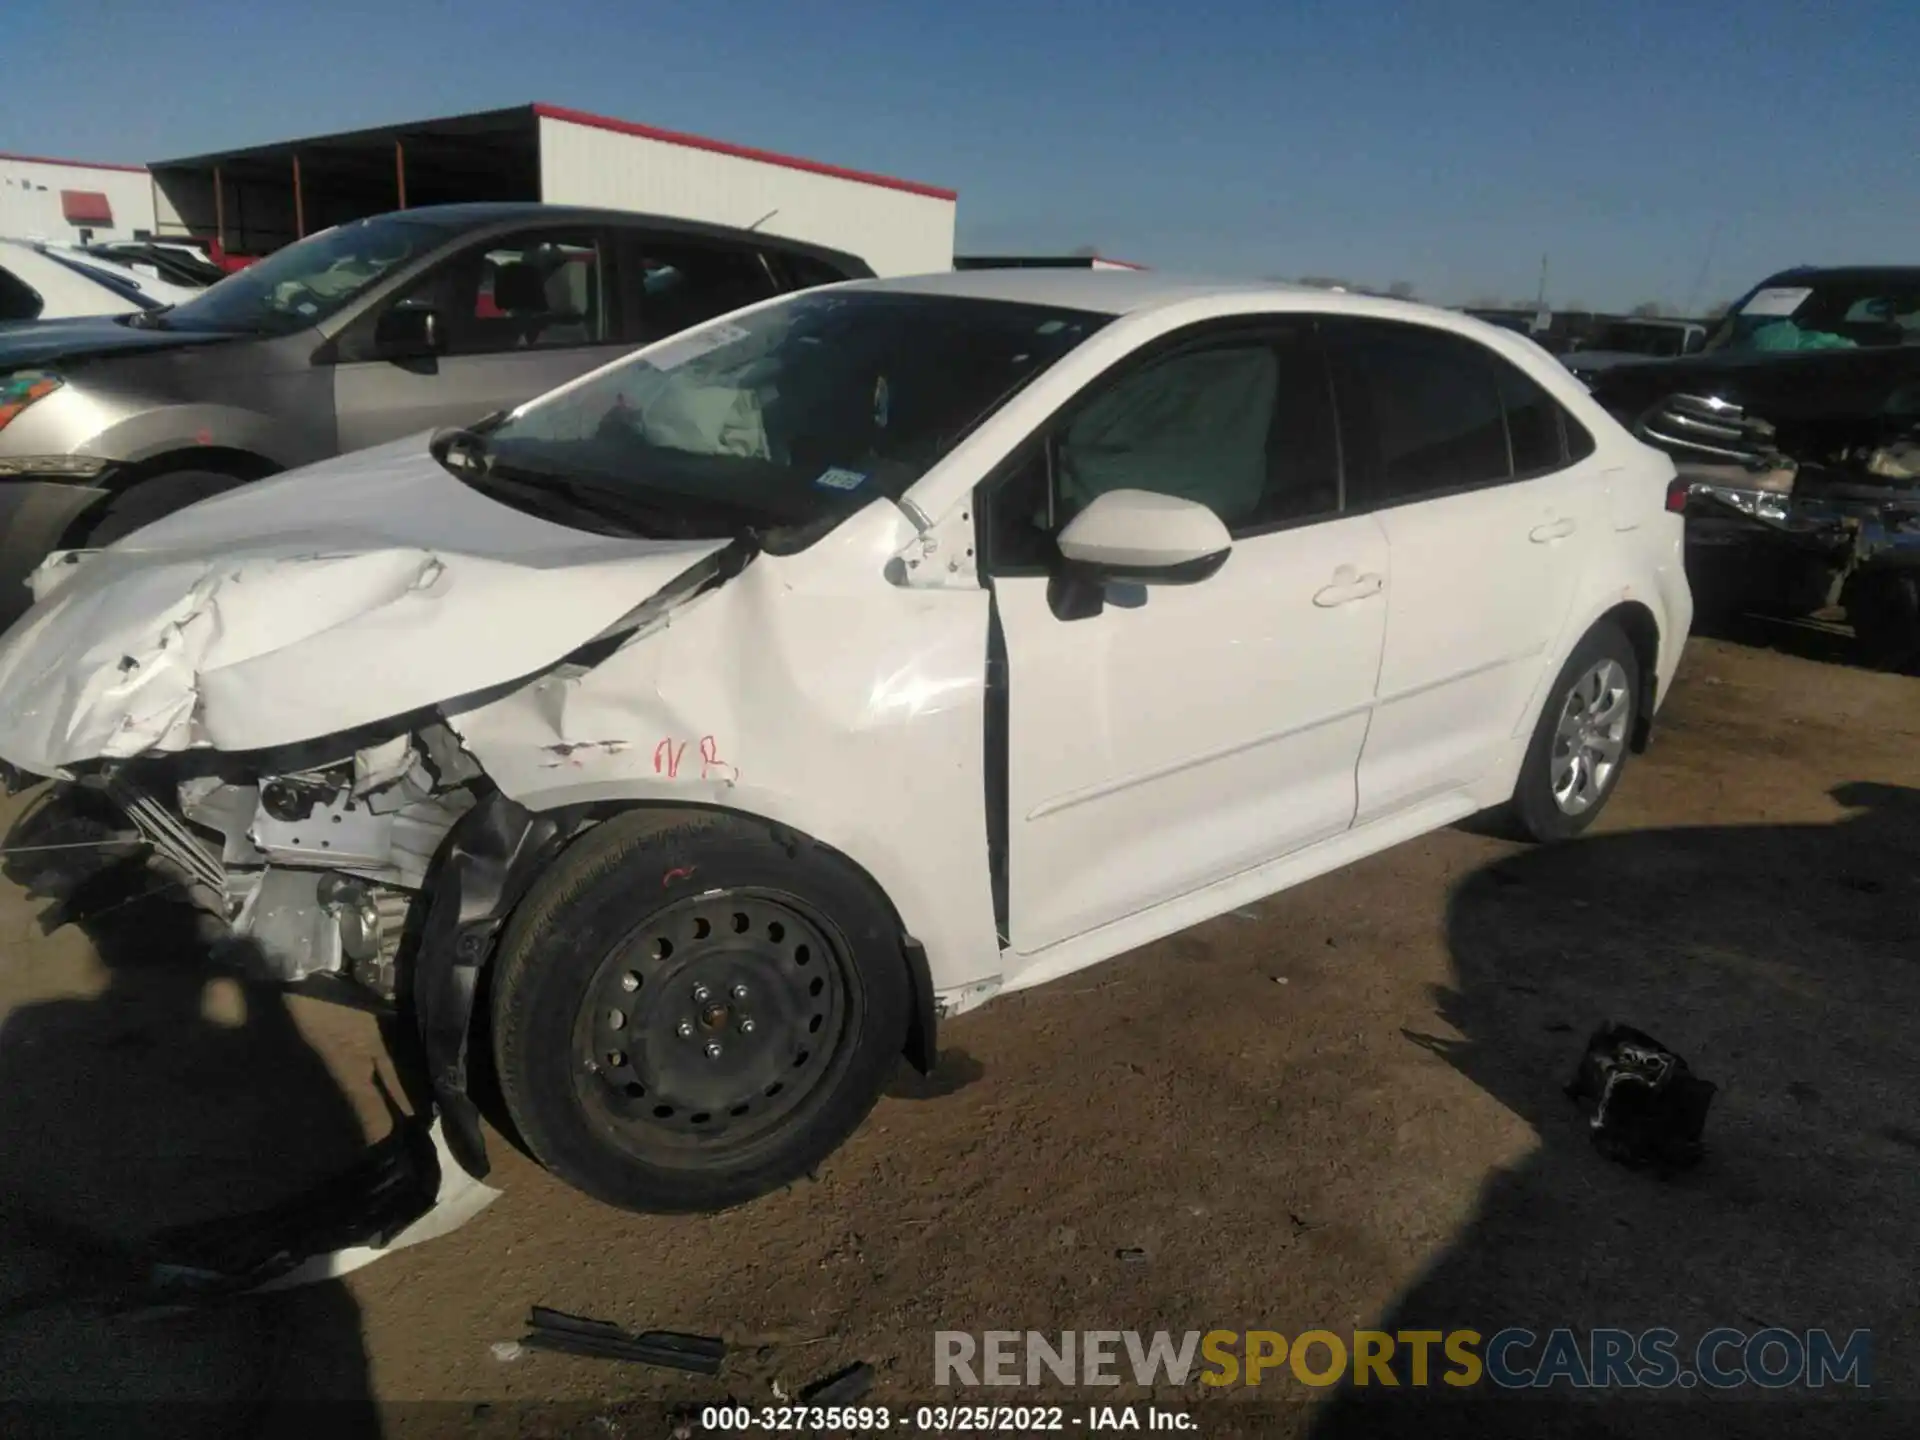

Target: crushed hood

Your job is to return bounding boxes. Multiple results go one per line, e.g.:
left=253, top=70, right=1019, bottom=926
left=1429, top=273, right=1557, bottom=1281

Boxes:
left=0, top=435, right=731, bottom=774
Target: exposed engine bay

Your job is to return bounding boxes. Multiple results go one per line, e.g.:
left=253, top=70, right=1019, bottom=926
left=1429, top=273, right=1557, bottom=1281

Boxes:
left=1632, top=391, right=1920, bottom=640
left=91, top=719, right=486, bottom=1001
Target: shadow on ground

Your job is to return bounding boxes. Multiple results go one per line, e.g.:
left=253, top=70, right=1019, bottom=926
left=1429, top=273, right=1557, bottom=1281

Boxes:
left=0, top=787, right=379, bottom=1439
left=1311, top=781, right=1920, bottom=1439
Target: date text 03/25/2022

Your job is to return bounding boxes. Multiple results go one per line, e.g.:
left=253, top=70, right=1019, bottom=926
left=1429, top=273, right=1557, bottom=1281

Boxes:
left=700, top=1404, right=1195, bottom=1432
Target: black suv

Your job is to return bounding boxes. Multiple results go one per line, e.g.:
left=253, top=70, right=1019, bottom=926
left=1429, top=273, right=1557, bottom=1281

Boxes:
left=1583, top=266, right=1920, bottom=657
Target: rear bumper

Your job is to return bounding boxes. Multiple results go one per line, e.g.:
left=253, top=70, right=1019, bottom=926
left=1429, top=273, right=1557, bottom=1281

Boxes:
left=1652, top=522, right=1693, bottom=717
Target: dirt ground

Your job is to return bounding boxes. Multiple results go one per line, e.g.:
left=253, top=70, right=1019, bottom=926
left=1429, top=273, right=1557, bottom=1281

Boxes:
left=0, top=628, right=1915, bottom=1439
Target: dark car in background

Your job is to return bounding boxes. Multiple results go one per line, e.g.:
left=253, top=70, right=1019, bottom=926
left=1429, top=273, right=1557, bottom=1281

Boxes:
left=1583, top=265, right=1920, bottom=658
left=1562, top=318, right=1708, bottom=379
left=0, top=202, right=872, bottom=627
left=77, top=239, right=229, bottom=290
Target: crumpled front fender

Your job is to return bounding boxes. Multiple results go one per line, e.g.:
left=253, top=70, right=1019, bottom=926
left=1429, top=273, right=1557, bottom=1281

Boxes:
left=410, top=790, right=594, bottom=1179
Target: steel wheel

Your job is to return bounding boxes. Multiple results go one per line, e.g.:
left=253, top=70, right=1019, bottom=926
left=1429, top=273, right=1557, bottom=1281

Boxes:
left=571, top=889, right=857, bottom=1161
left=1550, top=656, right=1632, bottom=816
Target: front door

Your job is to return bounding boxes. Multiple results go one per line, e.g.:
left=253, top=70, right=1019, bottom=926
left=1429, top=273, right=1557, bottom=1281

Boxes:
left=982, top=321, right=1391, bottom=959
left=331, top=226, right=623, bottom=451
left=1321, top=317, right=1602, bottom=824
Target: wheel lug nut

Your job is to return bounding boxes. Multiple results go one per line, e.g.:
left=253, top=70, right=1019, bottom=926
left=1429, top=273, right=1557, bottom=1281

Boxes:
left=677, top=1021, right=694, bottom=1039
left=691, top=984, right=711, bottom=1003
left=739, top=1018, right=755, bottom=1035
left=731, top=983, right=748, bottom=1000
left=705, top=1041, right=723, bottom=1059
left=620, top=972, right=639, bottom=992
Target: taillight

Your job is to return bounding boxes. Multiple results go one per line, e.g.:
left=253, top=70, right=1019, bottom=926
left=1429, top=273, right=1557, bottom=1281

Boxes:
left=1665, top=477, right=1690, bottom=514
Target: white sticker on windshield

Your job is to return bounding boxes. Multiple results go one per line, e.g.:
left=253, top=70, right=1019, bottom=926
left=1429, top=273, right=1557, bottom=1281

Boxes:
left=814, top=467, right=868, bottom=491
left=1739, top=287, right=1814, bottom=318
left=645, top=321, right=752, bottom=371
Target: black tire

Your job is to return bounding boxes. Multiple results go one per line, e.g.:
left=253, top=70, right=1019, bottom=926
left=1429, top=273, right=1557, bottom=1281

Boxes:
left=81, top=468, right=253, bottom=548
left=1510, top=620, right=1641, bottom=843
left=1845, top=570, right=1920, bottom=671
left=489, top=809, right=910, bottom=1214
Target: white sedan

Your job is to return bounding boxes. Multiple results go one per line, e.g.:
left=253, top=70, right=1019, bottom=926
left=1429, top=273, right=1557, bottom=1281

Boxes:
left=0, top=239, right=201, bottom=323
left=0, top=269, right=1692, bottom=1213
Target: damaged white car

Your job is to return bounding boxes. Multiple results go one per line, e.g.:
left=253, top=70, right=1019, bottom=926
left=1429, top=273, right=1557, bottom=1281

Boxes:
left=0, top=270, right=1692, bottom=1213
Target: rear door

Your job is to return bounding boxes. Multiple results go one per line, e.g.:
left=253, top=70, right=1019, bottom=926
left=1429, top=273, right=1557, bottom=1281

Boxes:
left=330, top=225, right=623, bottom=451
left=1323, top=318, right=1602, bottom=824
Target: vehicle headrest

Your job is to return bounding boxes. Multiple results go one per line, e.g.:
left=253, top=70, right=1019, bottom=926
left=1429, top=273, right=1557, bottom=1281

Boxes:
left=492, top=262, right=548, bottom=314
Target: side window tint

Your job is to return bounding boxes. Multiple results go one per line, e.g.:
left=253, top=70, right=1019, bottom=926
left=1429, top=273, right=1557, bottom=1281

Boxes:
left=777, top=251, right=858, bottom=291
left=612, top=234, right=779, bottom=344
left=1564, top=412, right=1597, bottom=462
left=375, top=229, right=606, bottom=357
left=1492, top=356, right=1566, bottom=473
left=1057, top=343, right=1278, bottom=532
left=1254, top=326, right=1341, bottom=526
left=985, top=442, right=1056, bottom=572
left=984, top=326, right=1338, bottom=567
left=1328, top=320, right=1509, bottom=506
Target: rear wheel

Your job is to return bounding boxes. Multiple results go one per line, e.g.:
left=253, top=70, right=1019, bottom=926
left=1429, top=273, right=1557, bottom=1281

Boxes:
left=1511, top=621, right=1641, bottom=842
left=489, top=810, right=910, bottom=1213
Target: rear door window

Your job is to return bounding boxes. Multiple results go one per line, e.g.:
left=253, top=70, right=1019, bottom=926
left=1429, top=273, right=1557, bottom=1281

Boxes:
left=608, top=232, right=782, bottom=344
left=1325, top=318, right=1511, bottom=508
left=1492, top=356, right=1568, bottom=475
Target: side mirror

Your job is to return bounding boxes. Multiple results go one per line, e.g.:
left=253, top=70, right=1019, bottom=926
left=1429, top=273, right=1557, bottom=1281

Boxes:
left=1047, top=489, right=1231, bottom=621
left=1056, top=488, right=1232, bottom=583
left=375, top=304, right=443, bottom=360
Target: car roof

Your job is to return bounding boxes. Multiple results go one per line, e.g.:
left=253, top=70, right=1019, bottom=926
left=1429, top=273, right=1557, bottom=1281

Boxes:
left=844, top=267, right=1339, bottom=316
left=1762, top=265, right=1920, bottom=286
left=355, top=202, right=871, bottom=272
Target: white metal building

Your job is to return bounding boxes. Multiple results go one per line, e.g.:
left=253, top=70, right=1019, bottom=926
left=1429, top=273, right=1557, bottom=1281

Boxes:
left=0, top=151, right=158, bottom=245
left=142, top=103, right=957, bottom=276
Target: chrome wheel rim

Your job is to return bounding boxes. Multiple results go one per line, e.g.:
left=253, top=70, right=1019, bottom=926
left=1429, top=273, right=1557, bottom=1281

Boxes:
left=1550, top=657, right=1631, bottom=817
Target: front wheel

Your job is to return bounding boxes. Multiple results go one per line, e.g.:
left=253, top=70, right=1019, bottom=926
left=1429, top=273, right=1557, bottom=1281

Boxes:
left=1510, top=621, right=1641, bottom=842
left=489, top=810, right=910, bottom=1213
left=81, top=468, right=255, bottom=548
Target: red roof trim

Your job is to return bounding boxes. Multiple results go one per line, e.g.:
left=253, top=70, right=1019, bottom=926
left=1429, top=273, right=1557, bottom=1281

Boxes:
left=60, top=190, right=114, bottom=224
left=531, top=103, right=957, bottom=202
left=0, top=150, right=147, bottom=175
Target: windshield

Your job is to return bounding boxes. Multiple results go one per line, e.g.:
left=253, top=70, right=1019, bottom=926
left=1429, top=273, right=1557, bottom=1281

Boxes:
left=158, top=214, right=462, bottom=336
left=1704, top=277, right=1920, bottom=355
left=475, top=289, right=1111, bottom=540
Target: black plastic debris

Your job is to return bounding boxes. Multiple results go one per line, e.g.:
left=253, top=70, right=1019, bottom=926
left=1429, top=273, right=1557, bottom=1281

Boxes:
left=800, top=1360, right=875, bottom=1405
left=147, top=1112, right=442, bottom=1298
left=520, top=1306, right=726, bottom=1374
left=1566, top=1023, right=1717, bottom=1172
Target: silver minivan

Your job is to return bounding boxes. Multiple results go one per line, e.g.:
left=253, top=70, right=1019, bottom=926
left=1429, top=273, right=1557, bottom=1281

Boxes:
left=0, top=202, right=873, bottom=626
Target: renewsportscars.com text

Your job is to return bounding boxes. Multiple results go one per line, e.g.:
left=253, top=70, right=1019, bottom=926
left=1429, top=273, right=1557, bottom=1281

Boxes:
left=934, top=1327, right=1872, bottom=1390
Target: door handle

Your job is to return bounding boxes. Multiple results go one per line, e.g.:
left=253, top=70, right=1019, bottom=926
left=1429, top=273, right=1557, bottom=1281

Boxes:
left=1530, top=517, right=1577, bottom=543
left=1313, top=567, right=1385, bottom=607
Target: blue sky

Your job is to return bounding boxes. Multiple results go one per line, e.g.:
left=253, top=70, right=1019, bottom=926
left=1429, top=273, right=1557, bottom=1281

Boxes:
left=5, top=0, right=1915, bottom=310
